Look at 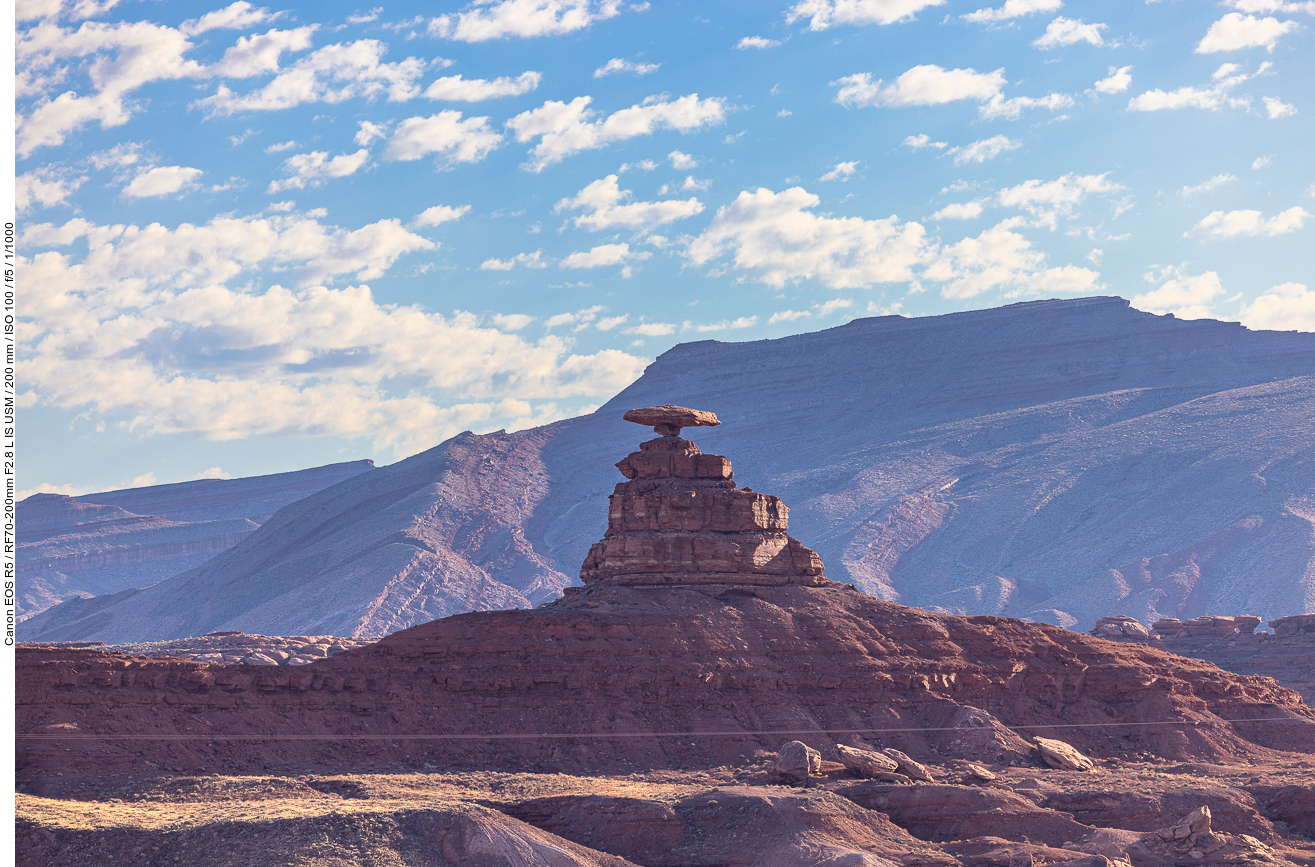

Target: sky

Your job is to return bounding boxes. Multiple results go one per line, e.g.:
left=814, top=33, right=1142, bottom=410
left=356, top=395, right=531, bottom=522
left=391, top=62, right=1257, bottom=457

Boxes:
left=13, top=0, right=1315, bottom=498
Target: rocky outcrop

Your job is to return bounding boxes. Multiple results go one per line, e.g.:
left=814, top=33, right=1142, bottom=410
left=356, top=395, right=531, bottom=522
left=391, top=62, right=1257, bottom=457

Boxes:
left=579, top=415, right=826, bottom=588
left=1088, top=616, right=1155, bottom=642
left=1141, top=627, right=1315, bottom=704
left=1033, top=738, right=1095, bottom=772
left=1151, top=616, right=1261, bottom=639
left=1269, top=613, right=1315, bottom=635
left=24, top=632, right=370, bottom=666
left=772, top=741, right=822, bottom=785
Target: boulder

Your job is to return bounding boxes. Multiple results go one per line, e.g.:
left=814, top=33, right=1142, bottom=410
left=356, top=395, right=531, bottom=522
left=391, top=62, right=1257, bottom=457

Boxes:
left=623, top=404, right=721, bottom=437
left=772, top=741, right=821, bottom=785
left=1034, top=737, right=1096, bottom=772
left=1088, top=616, right=1154, bottom=642
left=834, top=744, right=904, bottom=781
left=882, top=747, right=934, bottom=782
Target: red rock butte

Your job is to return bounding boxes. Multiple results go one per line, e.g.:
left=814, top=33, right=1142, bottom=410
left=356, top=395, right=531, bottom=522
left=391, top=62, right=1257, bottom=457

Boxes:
left=579, top=407, right=825, bottom=588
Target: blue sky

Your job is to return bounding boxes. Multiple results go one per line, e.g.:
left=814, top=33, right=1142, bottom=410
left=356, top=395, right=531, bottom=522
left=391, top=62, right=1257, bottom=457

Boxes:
left=15, top=0, right=1315, bottom=497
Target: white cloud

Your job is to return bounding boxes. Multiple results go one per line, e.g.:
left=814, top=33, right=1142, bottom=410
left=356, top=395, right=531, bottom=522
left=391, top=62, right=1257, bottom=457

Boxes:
left=786, top=0, right=946, bottom=30
left=212, top=26, right=316, bottom=78
left=833, top=65, right=1005, bottom=107
left=16, top=169, right=87, bottom=212
left=506, top=93, right=726, bottom=171
left=430, top=0, right=628, bottom=42
left=962, top=0, right=1061, bottom=23
left=903, top=133, right=948, bottom=150
left=1187, top=206, right=1309, bottom=238
left=1130, top=271, right=1224, bottom=319
left=1094, top=65, right=1132, bottom=94
left=623, top=321, right=675, bottom=336
left=197, top=40, right=427, bottom=114
left=684, top=186, right=932, bottom=289
left=383, top=111, right=504, bottom=165
left=180, top=1, right=276, bottom=36
left=267, top=149, right=370, bottom=193
left=1263, top=96, right=1296, bottom=118
left=122, top=165, right=203, bottom=199
left=996, top=172, right=1121, bottom=228
left=411, top=204, right=472, bottom=227
left=481, top=250, right=547, bottom=270
left=1252, top=155, right=1273, bottom=169
left=544, top=306, right=605, bottom=328
left=354, top=121, right=387, bottom=146
left=555, top=175, right=704, bottom=232
left=819, top=161, right=860, bottom=181
left=87, top=141, right=143, bottom=168
left=669, top=150, right=698, bottom=169
left=931, top=201, right=984, bottom=220
left=978, top=91, right=1074, bottom=120
left=777, top=109, right=792, bottom=117
left=20, top=214, right=642, bottom=457
left=192, top=467, right=232, bottom=480
left=594, top=57, right=659, bottom=77
left=560, top=242, right=652, bottom=277
left=595, top=314, right=629, bottom=330
left=736, top=35, right=781, bottom=48
left=17, top=20, right=207, bottom=155
left=1180, top=173, right=1237, bottom=196
left=1032, top=17, right=1107, bottom=49
left=1240, top=282, right=1315, bottom=331
left=347, top=7, right=383, bottom=24
left=424, top=71, right=542, bottom=100
left=1196, top=13, right=1298, bottom=53
left=923, top=217, right=1101, bottom=298
left=817, top=298, right=853, bottom=315
left=768, top=309, right=811, bottom=324
left=491, top=313, right=535, bottom=330
left=685, top=316, right=758, bottom=332
left=948, top=134, right=1019, bottom=165
left=1227, top=0, right=1315, bottom=11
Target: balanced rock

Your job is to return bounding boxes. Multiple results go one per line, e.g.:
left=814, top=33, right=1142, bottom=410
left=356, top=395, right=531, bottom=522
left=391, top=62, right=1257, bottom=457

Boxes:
left=580, top=409, right=826, bottom=588
left=772, top=740, right=822, bottom=785
left=1034, top=737, right=1096, bottom=772
left=622, top=404, right=721, bottom=437
left=1088, top=616, right=1154, bottom=642
left=882, top=747, right=935, bottom=783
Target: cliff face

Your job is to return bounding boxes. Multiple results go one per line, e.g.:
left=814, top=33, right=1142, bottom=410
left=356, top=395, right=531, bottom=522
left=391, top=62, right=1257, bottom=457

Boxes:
left=17, top=460, right=374, bottom=620
left=22, top=297, right=1315, bottom=642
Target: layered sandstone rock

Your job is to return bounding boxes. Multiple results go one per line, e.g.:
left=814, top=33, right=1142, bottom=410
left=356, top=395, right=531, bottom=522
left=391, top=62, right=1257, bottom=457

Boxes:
left=1088, top=616, right=1155, bottom=642
left=1150, top=615, right=1260, bottom=639
left=579, top=414, right=825, bottom=588
left=1269, top=613, right=1315, bottom=635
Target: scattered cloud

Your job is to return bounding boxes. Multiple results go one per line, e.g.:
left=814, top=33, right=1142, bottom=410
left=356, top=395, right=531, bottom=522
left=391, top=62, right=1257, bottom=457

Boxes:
left=560, top=242, right=652, bottom=277
left=491, top=313, right=535, bottom=330
left=1032, top=17, right=1108, bottom=49
left=211, top=26, right=317, bottom=79
left=684, top=316, right=758, bottom=332
left=1252, top=155, right=1273, bottom=169
left=16, top=168, right=87, bottom=212
left=736, top=35, right=781, bottom=49
left=267, top=149, right=370, bottom=193
left=594, top=57, right=659, bottom=77
left=429, top=0, right=630, bottom=42
left=769, top=309, right=811, bottom=324
left=962, top=0, right=1061, bottom=23
left=816, top=298, right=853, bottom=315
left=1187, top=206, right=1309, bottom=238
left=834, top=65, right=1005, bottom=108
left=1180, top=173, right=1237, bottom=196
left=506, top=93, right=726, bottom=171
left=411, top=204, right=472, bottom=227
left=1240, top=282, right=1315, bottom=331
left=180, top=1, right=276, bottom=36
left=481, top=250, right=547, bottom=270
left=347, top=7, right=383, bottom=24
left=979, top=91, right=1074, bottom=120
left=354, top=121, right=387, bottom=146
left=383, top=111, right=504, bottom=165
left=544, top=305, right=605, bottom=327
left=924, top=217, right=1102, bottom=299
left=997, top=172, right=1121, bottom=228
left=1094, top=65, right=1132, bottom=94
left=623, top=321, right=676, bottom=336
left=197, top=40, right=427, bottom=115
left=820, top=160, right=860, bottom=181
left=669, top=150, right=698, bottom=169
left=931, top=201, right=984, bottom=220
left=787, top=0, right=946, bottom=30
left=555, top=175, right=703, bottom=232
left=192, top=467, right=233, bottom=480
left=1131, top=270, right=1224, bottom=319
left=424, top=71, right=542, bottom=100
left=1226, top=0, right=1315, bottom=12
left=1196, top=13, right=1298, bottom=53
left=1263, top=96, right=1296, bottom=118
left=685, top=186, right=931, bottom=289
left=904, top=133, right=948, bottom=150
left=265, top=140, right=299, bottom=153
left=1127, top=62, right=1262, bottom=112
left=122, top=165, right=203, bottom=199
left=948, top=134, right=1019, bottom=165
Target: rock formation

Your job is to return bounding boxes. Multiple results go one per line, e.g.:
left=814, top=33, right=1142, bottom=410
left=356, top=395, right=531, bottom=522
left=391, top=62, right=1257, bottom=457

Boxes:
left=1269, top=613, right=1315, bottom=635
left=1151, top=616, right=1261, bottom=639
left=25, top=632, right=370, bottom=666
left=1088, top=616, right=1155, bottom=642
left=579, top=406, right=825, bottom=589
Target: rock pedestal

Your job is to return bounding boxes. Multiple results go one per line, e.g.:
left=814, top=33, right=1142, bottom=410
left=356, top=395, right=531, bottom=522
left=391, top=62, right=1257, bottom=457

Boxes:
left=580, top=409, right=825, bottom=588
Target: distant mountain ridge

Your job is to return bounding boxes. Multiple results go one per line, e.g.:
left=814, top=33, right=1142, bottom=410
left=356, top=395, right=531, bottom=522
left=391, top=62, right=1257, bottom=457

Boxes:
left=16, top=460, right=375, bottom=619
left=21, top=297, right=1315, bottom=642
